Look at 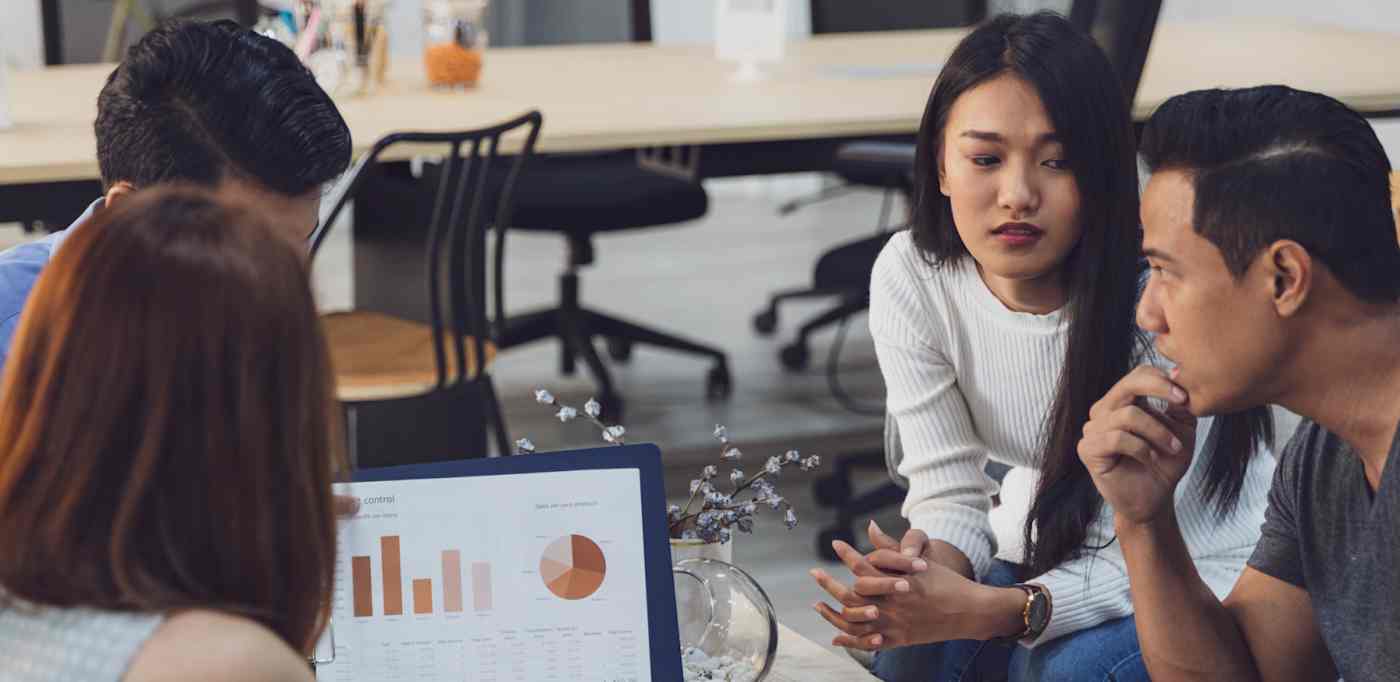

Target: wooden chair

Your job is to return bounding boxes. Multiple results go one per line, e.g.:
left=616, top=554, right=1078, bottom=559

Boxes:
left=309, top=111, right=542, bottom=467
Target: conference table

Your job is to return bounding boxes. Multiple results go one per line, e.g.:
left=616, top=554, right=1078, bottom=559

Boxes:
left=3, top=18, right=1397, bottom=452
left=4, top=18, right=1400, bottom=194
left=5, top=17, right=1400, bottom=319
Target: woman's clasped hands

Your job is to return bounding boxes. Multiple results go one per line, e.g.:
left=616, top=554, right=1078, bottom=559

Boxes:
left=809, top=521, right=1022, bottom=651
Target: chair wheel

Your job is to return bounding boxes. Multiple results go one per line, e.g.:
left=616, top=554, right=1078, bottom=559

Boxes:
left=813, top=474, right=852, bottom=507
left=606, top=337, right=633, bottom=362
left=817, top=526, right=855, bottom=561
left=706, top=363, right=733, bottom=401
left=779, top=342, right=809, bottom=371
left=753, top=309, right=778, bottom=335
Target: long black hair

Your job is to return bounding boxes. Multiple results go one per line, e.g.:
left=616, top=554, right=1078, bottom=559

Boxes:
left=910, top=12, right=1268, bottom=579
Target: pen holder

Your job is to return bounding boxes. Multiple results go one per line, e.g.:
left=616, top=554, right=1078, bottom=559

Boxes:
left=423, top=0, right=489, bottom=88
left=672, top=558, right=777, bottom=682
left=268, top=0, right=389, bottom=97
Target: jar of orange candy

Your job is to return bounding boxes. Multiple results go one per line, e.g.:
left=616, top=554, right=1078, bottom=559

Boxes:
left=423, top=0, right=488, bottom=88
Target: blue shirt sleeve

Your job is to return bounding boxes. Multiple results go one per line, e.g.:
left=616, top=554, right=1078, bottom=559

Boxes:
left=0, top=314, right=18, bottom=371
left=0, top=235, right=65, bottom=374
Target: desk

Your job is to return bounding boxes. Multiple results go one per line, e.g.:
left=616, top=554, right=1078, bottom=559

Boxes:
left=4, top=20, right=1400, bottom=187
left=772, top=623, right=876, bottom=681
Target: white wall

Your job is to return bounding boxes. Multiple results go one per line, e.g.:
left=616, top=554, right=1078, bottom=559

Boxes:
left=3, top=0, right=45, bottom=69
left=385, top=0, right=812, bottom=53
left=652, top=0, right=811, bottom=45
left=1159, top=0, right=1400, bottom=33
left=989, top=0, right=1400, bottom=31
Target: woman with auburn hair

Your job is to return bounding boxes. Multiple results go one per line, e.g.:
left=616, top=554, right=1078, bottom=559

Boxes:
left=0, top=187, right=342, bottom=682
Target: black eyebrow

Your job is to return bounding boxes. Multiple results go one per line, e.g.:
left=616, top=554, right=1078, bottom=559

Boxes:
left=959, top=130, right=1061, bottom=144
left=1142, top=248, right=1178, bottom=264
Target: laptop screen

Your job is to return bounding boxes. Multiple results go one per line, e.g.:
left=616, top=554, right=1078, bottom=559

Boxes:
left=314, top=444, right=682, bottom=681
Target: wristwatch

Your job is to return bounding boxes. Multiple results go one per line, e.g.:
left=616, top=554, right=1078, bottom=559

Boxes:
left=998, top=582, right=1052, bottom=644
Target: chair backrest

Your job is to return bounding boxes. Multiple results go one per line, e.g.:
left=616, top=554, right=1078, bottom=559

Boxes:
left=172, top=0, right=262, bottom=26
left=310, top=111, right=544, bottom=390
left=498, top=0, right=650, bottom=46
left=1068, top=0, right=1163, bottom=105
left=809, top=0, right=986, bottom=34
left=884, top=412, right=909, bottom=489
left=629, top=0, right=652, bottom=42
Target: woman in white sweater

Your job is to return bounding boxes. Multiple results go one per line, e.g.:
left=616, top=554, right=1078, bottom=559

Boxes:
left=810, top=13, right=1274, bottom=682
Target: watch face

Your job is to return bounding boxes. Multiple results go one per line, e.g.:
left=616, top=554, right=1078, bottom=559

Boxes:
left=1027, top=594, right=1050, bottom=631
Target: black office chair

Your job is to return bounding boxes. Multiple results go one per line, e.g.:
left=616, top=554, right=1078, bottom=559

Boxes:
left=807, top=0, right=1164, bottom=560
left=490, top=0, right=728, bottom=420
left=772, top=1, right=985, bottom=561
left=809, top=0, right=985, bottom=34
left=1068, top=0, right=1162, bottom=106
left=753, top=142, right=916, bottom=371
left=308, top=111, right=543, bottom=468
left=754, top=0, right=986, bottom=371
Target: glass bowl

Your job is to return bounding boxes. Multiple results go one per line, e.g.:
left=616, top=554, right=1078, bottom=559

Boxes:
left=672, top=558, right=778, bottom=682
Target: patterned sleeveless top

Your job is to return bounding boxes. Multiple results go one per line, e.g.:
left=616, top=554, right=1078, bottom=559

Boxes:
left=0, top=597, right=164, bottom=682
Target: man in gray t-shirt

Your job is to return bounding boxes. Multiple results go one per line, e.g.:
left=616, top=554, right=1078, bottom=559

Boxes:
left=1075, top=85, right=1400, bottom=681
left=1248, top=420, right=1400, bottom=680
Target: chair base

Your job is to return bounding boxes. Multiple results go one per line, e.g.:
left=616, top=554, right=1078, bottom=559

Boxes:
left=345, top=377, right=511, bottom=468
left=499, top=271, right=731, bottom=420
left=756, top=294, right=870, bottom=372
left=814, top=456, right=1015, bottom=561
left=813, top=449, right=905, bottom=561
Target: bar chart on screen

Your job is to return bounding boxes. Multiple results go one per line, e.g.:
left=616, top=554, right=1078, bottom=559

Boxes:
left=314, top=469, right=651, bottom=681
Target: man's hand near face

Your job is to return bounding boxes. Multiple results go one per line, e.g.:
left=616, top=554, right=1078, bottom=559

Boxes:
left=1078, top=365, right=1197, bottom=526
left=1079, top=366, right=1334, bottom=682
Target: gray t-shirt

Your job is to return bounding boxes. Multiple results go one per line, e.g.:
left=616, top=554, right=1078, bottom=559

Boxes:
left=1247, top=418, right=1400, bottom=681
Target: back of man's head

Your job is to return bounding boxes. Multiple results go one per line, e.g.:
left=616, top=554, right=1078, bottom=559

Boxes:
left=1140, top=85, right=1400, bottom=304
left=95, top=20, right=352, bottom=197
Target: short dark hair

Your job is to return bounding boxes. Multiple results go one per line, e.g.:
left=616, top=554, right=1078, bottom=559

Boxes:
left=95, top=19, right=352, bottom=196
left=1140, top=85, right=1400, bottom=303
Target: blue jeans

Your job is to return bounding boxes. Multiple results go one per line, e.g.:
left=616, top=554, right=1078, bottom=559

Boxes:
left=871, top=560, right=1148, bottom=682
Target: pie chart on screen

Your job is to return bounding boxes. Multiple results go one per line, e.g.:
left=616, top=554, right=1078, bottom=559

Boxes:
left=540, top=534, right=607, bottom=600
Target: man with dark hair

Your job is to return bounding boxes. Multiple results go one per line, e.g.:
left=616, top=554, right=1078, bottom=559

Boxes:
left=1078, top=85, right=1400, bottom=681
left=0, top=19, right=351, bottom=368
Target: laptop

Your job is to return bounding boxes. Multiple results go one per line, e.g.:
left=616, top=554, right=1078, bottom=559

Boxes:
left=312, top=444, right=683, bottom=681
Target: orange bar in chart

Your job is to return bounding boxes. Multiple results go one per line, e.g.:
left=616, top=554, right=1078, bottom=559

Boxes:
left=442, top=550, right=463, bottom=613
left=351, top=556, right=373, bottom=617
left=413, top=579, right=433, bottom=614
left=382, top=536, right=403, bottom=616
left=472, top=562, right=492, bottom=611
left=540, top=534, right=607, bottom=600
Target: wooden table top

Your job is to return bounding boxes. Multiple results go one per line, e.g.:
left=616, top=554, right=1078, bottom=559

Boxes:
left=771, top=623, right=875, bottom=680
left=2, top=20, right=1399, bottom=184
